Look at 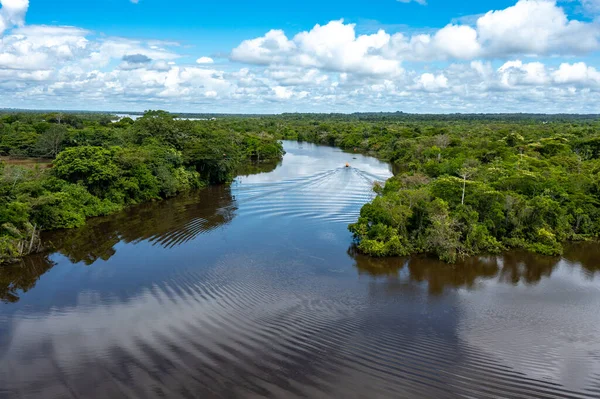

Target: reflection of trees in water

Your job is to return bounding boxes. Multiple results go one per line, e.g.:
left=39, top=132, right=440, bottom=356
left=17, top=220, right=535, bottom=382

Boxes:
left=47, top=160, right=279, bottom=267
left=562, top=241, right=600, bottom=276
left=409, top=256, right=500, bottom=295
left=351, top=248, right=499, bottom=295
left=47, top=186, right=237, bottom=265
left=0, top=253, right=55, bottom=303
left=497, top=251, right=559, bottom=285
left=0, top=186, right=238, bottom=303
left=236, top=159, right=281, bottom=177
left=351, top=244, right=600, bottom=295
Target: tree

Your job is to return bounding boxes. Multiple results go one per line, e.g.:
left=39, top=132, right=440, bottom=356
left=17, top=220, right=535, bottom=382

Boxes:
left=459, top=168, right=473, bottom=205
left=36, top=124, right=67, bottom=158
left=458, top=160, right=479, bottom=205
left=0, top=124, right=39, bottom=156
left=425, top=199, right=462, bottom=263
left=53, top=146, right=120, bottom=196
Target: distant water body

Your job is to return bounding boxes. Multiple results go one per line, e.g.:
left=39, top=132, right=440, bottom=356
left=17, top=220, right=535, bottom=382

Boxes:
left=0, top=141, right=599, bottom=398
left=115, top=113, right=210, bottom=121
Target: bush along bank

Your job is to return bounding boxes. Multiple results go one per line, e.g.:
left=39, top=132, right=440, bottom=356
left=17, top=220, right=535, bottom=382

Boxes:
left=0, top=111, right=283, bottom=264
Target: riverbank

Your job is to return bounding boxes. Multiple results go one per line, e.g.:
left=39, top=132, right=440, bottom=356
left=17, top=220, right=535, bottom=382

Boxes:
left=4, top=112, right=600, bottom=264
left=273, top=115, right=600, bottom=262
left=2, top=139, right=598, bottom=399
left=0, top=111, right=283, bottom=264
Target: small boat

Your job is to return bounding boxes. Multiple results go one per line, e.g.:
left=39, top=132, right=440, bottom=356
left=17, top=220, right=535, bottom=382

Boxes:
left=345, top=163, right=350, bottom=168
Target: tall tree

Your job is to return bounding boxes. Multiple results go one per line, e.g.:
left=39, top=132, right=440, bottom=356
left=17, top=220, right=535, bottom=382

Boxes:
left=36, top=125, right=67, bottom=158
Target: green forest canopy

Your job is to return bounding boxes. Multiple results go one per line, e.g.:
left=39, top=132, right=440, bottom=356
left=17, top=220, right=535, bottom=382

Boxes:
left=0, top=111, right=283, bottom=263
left=270, top=114, right=600, bottom=262
left=2, top=111, right=600, bottom=263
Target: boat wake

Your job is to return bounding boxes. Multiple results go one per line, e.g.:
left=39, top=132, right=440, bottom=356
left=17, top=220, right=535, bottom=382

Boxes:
left=231, top=167, right=385, bottom=224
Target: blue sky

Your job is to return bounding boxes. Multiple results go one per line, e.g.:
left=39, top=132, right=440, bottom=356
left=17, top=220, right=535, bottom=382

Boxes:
left=1, top=0, right=600, bottom=113
left=25, top=1, right=522, bottom=56
left=28, top=1, right=516, bottom=31
left=25, top=1, right=587, bottom=56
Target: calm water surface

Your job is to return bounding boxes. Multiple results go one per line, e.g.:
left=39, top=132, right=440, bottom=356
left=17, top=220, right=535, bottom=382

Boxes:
left=1, top=141, right=600, bottom=398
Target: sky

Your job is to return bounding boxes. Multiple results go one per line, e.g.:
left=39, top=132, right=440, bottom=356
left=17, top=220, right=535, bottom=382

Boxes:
left=1, top=0, right=600, bottom=113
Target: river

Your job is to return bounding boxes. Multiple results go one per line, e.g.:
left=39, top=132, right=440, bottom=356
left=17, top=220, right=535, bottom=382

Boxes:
left=0, top=141, right=599, bottom=398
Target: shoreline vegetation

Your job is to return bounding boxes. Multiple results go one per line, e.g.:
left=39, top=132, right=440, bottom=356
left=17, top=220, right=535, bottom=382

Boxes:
left=0, top=110, right=284, bottom=264
left=273, top=114, right=600, bottom=263
left=2, top=111, right=600, bottom=264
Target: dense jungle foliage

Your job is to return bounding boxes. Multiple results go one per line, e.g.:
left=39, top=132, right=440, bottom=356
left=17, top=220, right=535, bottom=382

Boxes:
left=270, top=114, right=600, bottom=262
left=2, top=111, right=600, bottom=264
left=0, top=111, right=283, bottom=263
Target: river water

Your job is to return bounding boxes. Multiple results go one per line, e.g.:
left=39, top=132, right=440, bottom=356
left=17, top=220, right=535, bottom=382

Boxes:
left=1, top=141, right=599, bottom=398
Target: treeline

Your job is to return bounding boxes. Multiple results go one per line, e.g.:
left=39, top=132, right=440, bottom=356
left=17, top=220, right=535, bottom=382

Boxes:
left=276, top=118, right=600, bottom=262
left=277, top=113, right=600, bottom=123
left=6, top=110, right=596, bottom=123
left=0, top=111, right=283, bottom=264
left=4, top=111, right=600, bottom=264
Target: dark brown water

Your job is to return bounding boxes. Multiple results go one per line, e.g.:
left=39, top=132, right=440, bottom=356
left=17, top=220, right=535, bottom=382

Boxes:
left=1, top=141, right=599, bottom=399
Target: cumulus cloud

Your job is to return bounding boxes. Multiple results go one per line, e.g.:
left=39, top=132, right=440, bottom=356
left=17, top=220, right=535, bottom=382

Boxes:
left=230, top=29, right=293, bottom=65
left=552, top=62, right=600, bottom=86
left=414, top=73, right=449, bottom=91
left=0, top=0, right=28, bottom=34
left=196, top=56, right=214, bottom=64
left=0, top=0, right=600, bottom=113
left=477, top=0, right=600, bottom=56
left=431, top=24, right=481, bottom=59
left=273, top=86, right=293, bottom=99
left=0, top=25, right=89, bottom=72
left=84, top=38, right=179, bottom=68
left=498, top=60, right=549, bottom=86
left=231, top=0, right=599, bottom=68
left=231, top=20, right=403, bottom=76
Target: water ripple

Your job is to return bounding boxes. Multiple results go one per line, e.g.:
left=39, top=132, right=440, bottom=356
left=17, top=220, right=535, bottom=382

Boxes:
left=2, top=142, right=599, bottom=398
left=232, top=167, right=379, bottom=224
left=2, top=255, right=599, bottom=398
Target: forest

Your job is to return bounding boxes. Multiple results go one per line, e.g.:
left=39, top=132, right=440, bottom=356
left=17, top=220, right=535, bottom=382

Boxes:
left=0, top=111, right=283, bottom=264
left=2, top=111, right=600, bottom=264
left=271, top=114, right=600, bottom=262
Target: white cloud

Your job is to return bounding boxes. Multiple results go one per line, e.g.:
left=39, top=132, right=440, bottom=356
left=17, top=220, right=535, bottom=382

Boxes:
left=477, top=0, right=600, bottom=56
left=273, top=85, right=293, bottom=99
left=84, top=38, right=179, bottom=68
left=498, top=60, right=549, bottom=86
left=0, top=25, right=89, bottom=71
left=196, top=56, right=214, bottom=64
left=0, top=0, right=599, bottom=113
left=0, top=0, right=28, bottom=34
left=265, top=66, right=329, bottom=86
left=431, top=24, right=481, bottom=59
left=232, top=20, right=403, bottom=77
left=8, top=25, right=89, bottom=60
left=230, top=29, right=295, bottom=65
left=0, top=68, right=50, bottom=81
left=470, top=60, right=494, bottom=79
left=0, top=51, right=46, bottom=69
left=552, top=62, right=600, bottom=86
left=414, top=73, right=449, bottom=91
left=232, top=1, right=599, bottom=68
